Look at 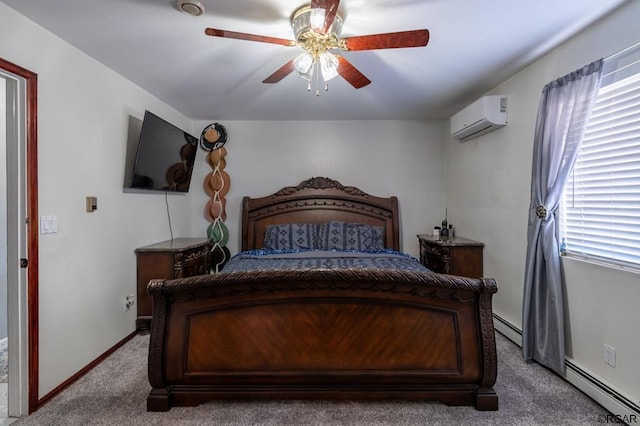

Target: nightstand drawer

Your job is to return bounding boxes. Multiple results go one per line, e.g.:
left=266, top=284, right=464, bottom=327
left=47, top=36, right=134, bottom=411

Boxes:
left=174, top=245, right=211, bottom=277
left=422, top=243, right=442, bottom=257
left=417, top=234, right=484, bottom=278
left=422, top=253, right=444, bottom=273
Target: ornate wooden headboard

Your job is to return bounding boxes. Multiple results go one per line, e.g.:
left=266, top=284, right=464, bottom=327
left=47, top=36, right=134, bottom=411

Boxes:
left=242, top=177, right=400, bottom=251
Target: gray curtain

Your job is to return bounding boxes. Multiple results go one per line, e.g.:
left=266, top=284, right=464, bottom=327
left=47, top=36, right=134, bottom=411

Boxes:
left=522, top=59, right=603, bottom=375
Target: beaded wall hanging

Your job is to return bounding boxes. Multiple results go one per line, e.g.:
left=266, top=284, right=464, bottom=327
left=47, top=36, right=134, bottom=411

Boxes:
left=200, top=123, right=230, bottom=272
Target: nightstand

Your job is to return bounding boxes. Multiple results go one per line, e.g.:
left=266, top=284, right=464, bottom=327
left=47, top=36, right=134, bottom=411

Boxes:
left=417, top=234, right=484, bottom=278
left=135, top=238, right=211, bottom=333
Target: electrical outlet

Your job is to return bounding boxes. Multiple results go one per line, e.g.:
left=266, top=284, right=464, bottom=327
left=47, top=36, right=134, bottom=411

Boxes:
left=123, top=294, right=135, bottom=312
left=603, top=344, right=616, bottom=367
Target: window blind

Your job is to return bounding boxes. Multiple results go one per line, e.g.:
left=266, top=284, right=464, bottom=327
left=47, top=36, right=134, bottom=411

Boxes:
left=560, top=68, right=640, bottom=268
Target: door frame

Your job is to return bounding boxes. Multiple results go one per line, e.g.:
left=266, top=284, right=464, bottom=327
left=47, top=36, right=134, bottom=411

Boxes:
left=1, top=57, right=39, bottom=415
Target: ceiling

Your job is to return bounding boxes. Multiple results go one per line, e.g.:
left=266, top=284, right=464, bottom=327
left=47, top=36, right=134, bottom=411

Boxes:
left=1, top=0, right=629, bottom=121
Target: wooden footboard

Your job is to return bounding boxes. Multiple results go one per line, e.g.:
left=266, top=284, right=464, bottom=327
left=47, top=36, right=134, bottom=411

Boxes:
left=146, top=268, right=498, bottom=412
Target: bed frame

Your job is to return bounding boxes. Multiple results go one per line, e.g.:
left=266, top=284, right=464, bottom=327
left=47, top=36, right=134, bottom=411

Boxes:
left=146, top=177, right=498, bottom=412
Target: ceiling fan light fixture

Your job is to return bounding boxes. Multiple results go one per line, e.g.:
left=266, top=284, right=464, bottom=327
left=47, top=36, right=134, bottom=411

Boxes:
left=294, top=52, right=315, bottom=81
left=309, top=8, right=326, bottom=33
left=204, top=3, right=427, bottom=93
left=177, top=0, right=205, bottom=17
left=319, top=52, right=339, bottom=82
left=291, top=5, right=343, bottom=41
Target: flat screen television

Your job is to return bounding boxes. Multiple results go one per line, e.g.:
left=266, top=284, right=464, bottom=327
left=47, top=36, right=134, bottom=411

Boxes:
left=128, top=110, right=198, bottom=192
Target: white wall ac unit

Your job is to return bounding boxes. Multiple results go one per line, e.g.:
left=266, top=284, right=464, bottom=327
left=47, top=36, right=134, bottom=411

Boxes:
left=450, top=95, right=508, bottom=141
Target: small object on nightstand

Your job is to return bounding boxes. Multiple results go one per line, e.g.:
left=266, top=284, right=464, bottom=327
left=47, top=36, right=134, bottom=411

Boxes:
left=433, top=226, right=440, bottom=238
left=441, top=209, right=448, bottom=236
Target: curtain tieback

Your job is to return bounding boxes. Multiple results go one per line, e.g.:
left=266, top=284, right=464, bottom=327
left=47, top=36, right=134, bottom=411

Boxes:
left=535, top=205, right=548, bottom=220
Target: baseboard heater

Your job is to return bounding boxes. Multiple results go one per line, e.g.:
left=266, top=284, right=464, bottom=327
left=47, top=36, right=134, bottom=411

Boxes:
left=492, top=313, right=640, bottom=419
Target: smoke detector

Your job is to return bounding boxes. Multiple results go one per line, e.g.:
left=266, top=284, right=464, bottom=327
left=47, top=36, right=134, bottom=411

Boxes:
left=177, top=0, right=205, bottom=16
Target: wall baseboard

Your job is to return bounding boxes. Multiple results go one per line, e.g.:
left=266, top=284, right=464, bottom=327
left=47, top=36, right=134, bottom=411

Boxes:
left=36, top=330, right=139, bottom=410
left=493, top=314, right=640, bottom=422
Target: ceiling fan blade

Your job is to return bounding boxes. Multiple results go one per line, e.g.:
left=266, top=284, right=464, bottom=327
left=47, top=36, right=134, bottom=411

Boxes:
left=205, top=28, right=295, bottom=46
left=341, top=29, right=429, bottom=51
left=336, top=56, right=371, bottom=89
left=311, top=0, right=340, bottom=34
left=262, top=60, right=296, bottom=84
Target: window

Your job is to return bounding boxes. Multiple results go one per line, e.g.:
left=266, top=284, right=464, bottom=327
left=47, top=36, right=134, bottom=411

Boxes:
left=560, top=43, right=640, bottom=269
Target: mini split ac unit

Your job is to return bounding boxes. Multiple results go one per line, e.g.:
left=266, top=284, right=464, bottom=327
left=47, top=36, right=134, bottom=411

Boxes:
left=450, top=95, right=508, bottom=141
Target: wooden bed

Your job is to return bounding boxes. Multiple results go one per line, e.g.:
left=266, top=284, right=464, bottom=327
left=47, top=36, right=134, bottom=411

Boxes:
left=146, top=177, right=498, bottom=412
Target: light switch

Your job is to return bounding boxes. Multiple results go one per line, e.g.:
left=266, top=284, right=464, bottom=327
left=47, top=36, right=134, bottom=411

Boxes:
left=86, top=196, right=98, bottom=212
left=40, top=215, right=58, bottom=234
left=40, top=216, right=49, bottom=234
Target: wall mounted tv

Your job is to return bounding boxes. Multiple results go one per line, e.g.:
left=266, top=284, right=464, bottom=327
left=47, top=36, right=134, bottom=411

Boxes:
left=128, top=110, right=198, bottom=192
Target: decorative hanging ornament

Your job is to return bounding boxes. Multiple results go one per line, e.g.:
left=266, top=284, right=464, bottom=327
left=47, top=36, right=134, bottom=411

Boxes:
left=201, top=124, right=229, bottom=273
left=204, top=170, right=230, bottom=198
left=207, top=146, right=227, bottom=168
left=199, top=122, right=227, bottom=152
left=207, top=220, right=229, bottom=247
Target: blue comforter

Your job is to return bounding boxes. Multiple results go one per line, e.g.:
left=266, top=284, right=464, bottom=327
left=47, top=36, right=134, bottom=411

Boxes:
left=222, top=249, right=430, bottom=273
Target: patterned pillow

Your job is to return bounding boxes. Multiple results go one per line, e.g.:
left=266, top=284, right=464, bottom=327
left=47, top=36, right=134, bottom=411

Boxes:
left=263, top=223, right=318, bottom=250
left=317, top=221, right=385, bottom=251
left=371, top=226, right=385, bottom=249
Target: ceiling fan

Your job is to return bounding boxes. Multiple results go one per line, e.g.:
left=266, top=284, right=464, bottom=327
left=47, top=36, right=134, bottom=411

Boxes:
left=204, top=0, right=430, bottom=95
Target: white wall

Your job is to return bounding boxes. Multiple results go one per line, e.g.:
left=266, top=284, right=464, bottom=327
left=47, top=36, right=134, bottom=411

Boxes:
left=0, top=3, right=199, bottom=397
left=445, top=0, right=640, bottom=406
left=189, top=120, right=446, bottom=258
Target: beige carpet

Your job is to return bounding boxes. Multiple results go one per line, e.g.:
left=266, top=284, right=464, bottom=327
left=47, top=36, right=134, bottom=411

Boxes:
left=0, top=347, right=6, bottom=384
left=13, top=332, right=610, bottom=425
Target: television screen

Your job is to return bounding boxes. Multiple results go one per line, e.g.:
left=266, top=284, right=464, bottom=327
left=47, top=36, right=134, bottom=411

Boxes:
left=128, top=110, right=198, bottom=192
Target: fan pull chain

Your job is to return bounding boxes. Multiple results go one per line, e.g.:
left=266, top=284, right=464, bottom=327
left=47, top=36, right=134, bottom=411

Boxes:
left=304, top=61, right=331, bottom=95
left=315, top=61, right=320, bottom=96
